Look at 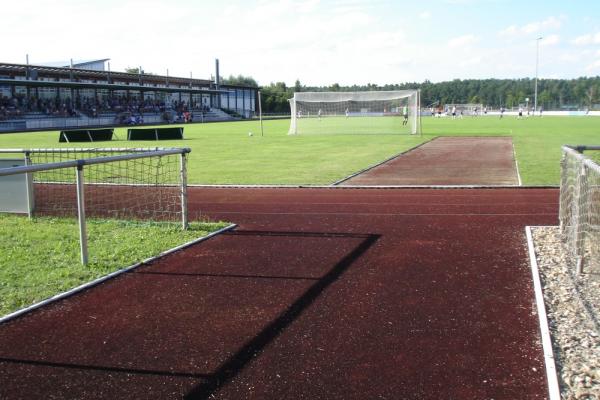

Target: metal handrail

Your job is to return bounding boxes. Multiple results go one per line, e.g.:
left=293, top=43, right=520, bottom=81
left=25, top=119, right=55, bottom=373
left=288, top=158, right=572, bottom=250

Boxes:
left=0, top=148, right=190, bottom=177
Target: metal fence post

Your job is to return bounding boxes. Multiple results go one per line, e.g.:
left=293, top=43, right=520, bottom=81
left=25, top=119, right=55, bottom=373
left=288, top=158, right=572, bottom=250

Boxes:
left=574, top=162, right=588, bottom=274
left=24, top=151, right=34, bottom=219
left=76, top=164, right=89, bottom=265
left=180, top=152, right=189, bottom=230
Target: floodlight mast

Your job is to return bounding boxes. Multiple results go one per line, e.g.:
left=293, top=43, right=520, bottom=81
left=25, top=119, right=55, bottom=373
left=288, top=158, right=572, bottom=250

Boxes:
left=534, top=37, right=543, bottom=113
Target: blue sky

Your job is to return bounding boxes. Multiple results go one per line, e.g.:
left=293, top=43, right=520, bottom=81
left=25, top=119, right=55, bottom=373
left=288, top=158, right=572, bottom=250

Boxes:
left=2, top=0, right=600, bottom=86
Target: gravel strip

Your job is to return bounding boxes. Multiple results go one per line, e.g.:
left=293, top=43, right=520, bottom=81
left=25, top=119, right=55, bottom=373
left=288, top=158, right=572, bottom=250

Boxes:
left=532, top=226, right=600, bottom=400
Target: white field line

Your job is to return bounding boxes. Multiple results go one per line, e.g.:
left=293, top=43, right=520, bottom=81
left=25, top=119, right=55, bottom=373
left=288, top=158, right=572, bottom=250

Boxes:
left=0, top=223, right=237, bottom=325
left=330, top=138, right=437, bottom=186
left=209, top=211, right=555, bottom=217
left=525, top=226, right=561, bottom=400
left=513, top=141, right=523, bottom=186
left=187, top=184, right=559, bottom=189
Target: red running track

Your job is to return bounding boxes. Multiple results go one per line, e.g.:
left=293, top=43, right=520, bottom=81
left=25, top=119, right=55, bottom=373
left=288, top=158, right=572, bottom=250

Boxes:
left=0, top=187, right=559, bottom=399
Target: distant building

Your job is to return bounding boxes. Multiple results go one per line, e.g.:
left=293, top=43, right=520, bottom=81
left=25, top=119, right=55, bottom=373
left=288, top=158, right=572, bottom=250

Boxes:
left=0, top=60, right=258, bottom=131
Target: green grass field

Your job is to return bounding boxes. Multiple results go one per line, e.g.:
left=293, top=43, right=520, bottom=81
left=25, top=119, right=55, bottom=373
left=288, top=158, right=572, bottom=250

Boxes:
left=0, top=115, right=598, bottom=185
left=1, top=115, right=598, bottom=316
left=0, top=215, right=228, bottom=316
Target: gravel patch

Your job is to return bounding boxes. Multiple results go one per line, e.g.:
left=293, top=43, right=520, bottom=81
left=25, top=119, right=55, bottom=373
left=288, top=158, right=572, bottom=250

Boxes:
left=532, top=226, right=600, bottom=400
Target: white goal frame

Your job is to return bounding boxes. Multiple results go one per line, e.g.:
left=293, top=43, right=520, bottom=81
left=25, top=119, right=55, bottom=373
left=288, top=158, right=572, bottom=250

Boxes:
left=288, top=90, right=421, bottom=135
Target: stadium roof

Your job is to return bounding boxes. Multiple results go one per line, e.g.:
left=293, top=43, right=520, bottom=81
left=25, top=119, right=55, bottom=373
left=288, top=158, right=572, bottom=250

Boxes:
left=0, top=78, right=229, bottom=95
left=39, top=59, right=110, bottom=68
left=0, top=62, right=257, bottom=89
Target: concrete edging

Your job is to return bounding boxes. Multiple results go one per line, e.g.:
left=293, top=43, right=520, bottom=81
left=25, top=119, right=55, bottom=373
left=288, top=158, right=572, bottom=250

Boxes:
left=525, top=225, right=561, bottom=400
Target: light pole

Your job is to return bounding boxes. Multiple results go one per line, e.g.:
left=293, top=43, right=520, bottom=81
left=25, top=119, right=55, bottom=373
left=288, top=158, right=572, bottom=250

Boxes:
left=534, top=36, right=543, bottom=113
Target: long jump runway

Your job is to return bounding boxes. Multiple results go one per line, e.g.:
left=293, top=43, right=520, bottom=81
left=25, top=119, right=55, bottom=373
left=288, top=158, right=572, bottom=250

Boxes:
left=0, top=187, right=558, bottom=399
left=340, top=137, right=521, bottom=186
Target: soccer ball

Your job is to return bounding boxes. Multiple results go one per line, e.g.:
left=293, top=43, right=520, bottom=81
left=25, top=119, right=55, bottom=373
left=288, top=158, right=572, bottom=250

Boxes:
left=248, top=132, right=253, bottom=137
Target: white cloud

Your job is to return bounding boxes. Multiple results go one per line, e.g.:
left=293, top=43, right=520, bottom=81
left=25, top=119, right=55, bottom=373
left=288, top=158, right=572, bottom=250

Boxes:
left=448, top=34, right=477, bottom=48
left=542, top=34, right=560, bottom=46
left=499, top=16, right=563, bottom=36
left=458, top=57, right=481, bottom=67
left=586, top=60, right=600, bottom=71
left=499, top=25, right=518, bottom=36
left=419, top=11, right=431, bottom=19
left=572, top=32, right=600, bottom=46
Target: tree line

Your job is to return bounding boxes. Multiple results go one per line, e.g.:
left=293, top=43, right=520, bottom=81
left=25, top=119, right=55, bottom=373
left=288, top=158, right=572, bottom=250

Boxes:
left=248, top=77, right=600, bottom=114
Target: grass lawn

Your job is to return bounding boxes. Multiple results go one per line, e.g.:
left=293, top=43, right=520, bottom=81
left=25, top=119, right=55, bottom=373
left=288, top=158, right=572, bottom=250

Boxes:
left=0, top=215, right=229, bottom=316
left=0, top=116, right=598, bottom=185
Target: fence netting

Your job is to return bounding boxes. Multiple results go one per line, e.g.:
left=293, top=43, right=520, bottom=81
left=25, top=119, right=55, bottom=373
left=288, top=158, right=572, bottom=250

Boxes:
left=20, top=148, right=184, bottom=222
left=559, top=146, right=600, bottom=274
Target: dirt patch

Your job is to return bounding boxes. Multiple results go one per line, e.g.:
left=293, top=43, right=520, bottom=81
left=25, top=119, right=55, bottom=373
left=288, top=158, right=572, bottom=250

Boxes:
left=339, top=137, right=520, bottom=186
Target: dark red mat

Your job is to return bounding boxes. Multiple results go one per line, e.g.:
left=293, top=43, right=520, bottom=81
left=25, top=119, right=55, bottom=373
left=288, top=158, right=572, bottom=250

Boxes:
left=0, top=187, right=558, bottom=399
left=339, top=137, right=520, bottom=185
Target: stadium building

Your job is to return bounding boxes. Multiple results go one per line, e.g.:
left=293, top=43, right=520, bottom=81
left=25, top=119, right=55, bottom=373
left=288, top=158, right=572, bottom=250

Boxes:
left=0, top=58, right=258, bottom=132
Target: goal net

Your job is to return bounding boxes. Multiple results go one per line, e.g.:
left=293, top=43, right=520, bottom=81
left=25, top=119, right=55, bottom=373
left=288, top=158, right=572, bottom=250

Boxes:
left=288, top=90, right=420, bottom=135
left=559, top=145, right=600, bottom=274
left=0, top=148, right=188, bottom=223
left=445, top=104, right=483, bottom=116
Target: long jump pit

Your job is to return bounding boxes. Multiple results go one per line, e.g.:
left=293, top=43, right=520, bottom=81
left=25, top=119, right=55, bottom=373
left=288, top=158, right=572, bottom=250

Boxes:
left=339, top=136, right=520, bottom=186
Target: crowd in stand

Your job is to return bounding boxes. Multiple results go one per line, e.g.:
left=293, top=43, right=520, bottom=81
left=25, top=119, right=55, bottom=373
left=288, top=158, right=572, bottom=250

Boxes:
left=1, top=95, right=78, bottom=120
left=0, top=94, right=212, bottom=122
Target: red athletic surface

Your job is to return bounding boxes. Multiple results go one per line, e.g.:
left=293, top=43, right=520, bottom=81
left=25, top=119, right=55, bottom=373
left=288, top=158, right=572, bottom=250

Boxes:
left=0, top=187, right=558, bottom=399
left=340, top=137, right=520, bottom=185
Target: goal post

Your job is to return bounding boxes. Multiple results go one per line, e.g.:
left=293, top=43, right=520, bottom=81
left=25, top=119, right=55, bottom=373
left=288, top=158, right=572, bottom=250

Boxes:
left=0, top=148, right=190, bottom=264
left=288, top=90, right=421, bottom=135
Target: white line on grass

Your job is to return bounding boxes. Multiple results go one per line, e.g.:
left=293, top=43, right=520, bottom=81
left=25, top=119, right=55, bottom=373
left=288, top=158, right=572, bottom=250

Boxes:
left=209, top=211, right=556, bottom=217
left=0, top=223, right=237, bottom=325
left=188, top=184, right=558, bottom=189
left=512, top=141, right=523, bottom=186
left=329, top=138, right=437, bottom=186
left=525, top=225, right=561, bottom=400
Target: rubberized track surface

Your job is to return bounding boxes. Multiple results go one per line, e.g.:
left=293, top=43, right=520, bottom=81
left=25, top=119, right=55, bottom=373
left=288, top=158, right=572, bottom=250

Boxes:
left=0, top=187, right=558, bottom=399
left=340, top=137, right=520, bottom=185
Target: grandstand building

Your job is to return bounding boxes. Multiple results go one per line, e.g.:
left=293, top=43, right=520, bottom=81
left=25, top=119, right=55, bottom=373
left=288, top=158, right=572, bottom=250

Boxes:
left=0, top=60, right=258, bottom=132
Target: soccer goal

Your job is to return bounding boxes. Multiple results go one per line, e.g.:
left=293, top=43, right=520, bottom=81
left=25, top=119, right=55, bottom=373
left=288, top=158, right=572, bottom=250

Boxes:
left=288, top=90, right=421, bottom=135
left=0, top=147, right=190, bottom=264
left=559, top=145, right=600, bottom=274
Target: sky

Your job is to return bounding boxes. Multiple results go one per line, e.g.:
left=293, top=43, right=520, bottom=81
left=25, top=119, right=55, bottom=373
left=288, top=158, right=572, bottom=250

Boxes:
left=2, top=0, right=600, bottom=86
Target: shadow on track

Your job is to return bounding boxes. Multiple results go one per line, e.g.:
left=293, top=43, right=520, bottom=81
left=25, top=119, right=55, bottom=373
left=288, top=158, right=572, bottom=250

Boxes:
left=183, top=230, right=381, bottom=399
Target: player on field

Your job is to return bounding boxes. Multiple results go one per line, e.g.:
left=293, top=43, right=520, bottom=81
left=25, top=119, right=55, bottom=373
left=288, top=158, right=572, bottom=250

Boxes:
left=318, top=108, right=322, bottom=121
left=451, top=106, right=457, bottom=120
left=345, top=108, right=349, bottom=118
left=402, top=105, right=409, bottom=125
left=518, top=106, right=523, bottom=119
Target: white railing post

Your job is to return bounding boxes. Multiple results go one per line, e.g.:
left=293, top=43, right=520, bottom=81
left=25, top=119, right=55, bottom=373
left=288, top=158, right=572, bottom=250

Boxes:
left=180, top=152, right=189, bottom=230
left=24, top=151, right=34, bottom=219
left=76, top=164, right=89, bottom=265
left=574, top=162, right=587, bottom=274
